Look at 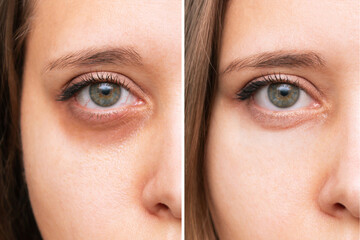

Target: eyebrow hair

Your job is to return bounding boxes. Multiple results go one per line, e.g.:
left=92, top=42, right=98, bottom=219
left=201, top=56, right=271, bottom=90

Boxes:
left=222, top=51, right=325, bottom=74
left=44, top=47, right=142, bottom=72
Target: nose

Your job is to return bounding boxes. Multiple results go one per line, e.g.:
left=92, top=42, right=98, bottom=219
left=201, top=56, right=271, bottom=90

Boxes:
left=318, top=107, right=360, bottom=219
left=142, top=159, right=182, bottom=219
left=141, top=105, right=182, bottom=220
left=318, top=160, right=360, bottom=219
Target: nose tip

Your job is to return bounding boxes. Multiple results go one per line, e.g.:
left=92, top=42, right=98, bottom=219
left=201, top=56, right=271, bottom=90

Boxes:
left=343, top=188, right=360, bottom=218
left=156, top=189, right=182, bottom=219
left=142, top=175, right=182, bottom=220
left=318, top=171, right=360, bottom=219
left=163, top=188, right=182, bottom=219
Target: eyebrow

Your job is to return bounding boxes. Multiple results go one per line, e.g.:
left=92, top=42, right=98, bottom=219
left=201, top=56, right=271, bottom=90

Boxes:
left=222, top=51, right=325, bottom=75
left=44, top=47, right=142, bottom=72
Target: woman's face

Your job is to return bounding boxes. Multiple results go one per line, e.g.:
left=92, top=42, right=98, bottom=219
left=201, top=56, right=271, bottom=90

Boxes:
left=207, top=0, right=359, bottom=239
left=21, top=0, right=181, bottom=239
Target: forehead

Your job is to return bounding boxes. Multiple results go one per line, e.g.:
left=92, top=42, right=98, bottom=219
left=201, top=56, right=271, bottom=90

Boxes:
left=220, top=0, right=359, bottom=70
left=27, top=0, right=180, bottom=65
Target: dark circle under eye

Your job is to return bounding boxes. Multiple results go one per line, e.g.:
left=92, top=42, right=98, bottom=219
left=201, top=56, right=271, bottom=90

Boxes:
left=89, top=83, right=121, bottom=107
left=267, top=83, right=300, bottom=108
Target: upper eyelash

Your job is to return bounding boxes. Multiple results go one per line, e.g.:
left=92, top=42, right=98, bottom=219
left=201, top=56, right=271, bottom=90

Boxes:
left=236, top=73, right=300, bottom=100
left=56, top=73, right=130, bottom=102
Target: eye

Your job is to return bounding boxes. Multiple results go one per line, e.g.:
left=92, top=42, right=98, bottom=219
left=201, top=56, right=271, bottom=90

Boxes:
left=254, top=83, right=312, bottom=111
left=57, top=72, right=140, bottom=110
left=237, top=74, right=315, bottom=111
left=76, top=82, right=136, bottom=109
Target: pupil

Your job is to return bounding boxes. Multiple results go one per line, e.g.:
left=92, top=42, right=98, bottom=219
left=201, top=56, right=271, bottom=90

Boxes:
left=279, top=86, right=289, bottom=96
left=268, top=83, right=299, bottom=108
left=99, top=85, right=112, bottom=95
left=89, top=83, right=121, bottom=107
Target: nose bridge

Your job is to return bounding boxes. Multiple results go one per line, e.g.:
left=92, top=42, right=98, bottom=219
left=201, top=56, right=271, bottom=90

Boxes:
left=341, top=85, right=360, bottom=181
left=338, top=89, right=360, bottom=217
left=161, top=99, right=182, bottom=164
left=342, top=84, right=360, bottom=218
left=345, top=83, right=360, bottom=152
left=342, top=88, right=360, bottom=169
left=159, top=97, right=182, bottom=216
left=156, top=104, right=182, bottom=202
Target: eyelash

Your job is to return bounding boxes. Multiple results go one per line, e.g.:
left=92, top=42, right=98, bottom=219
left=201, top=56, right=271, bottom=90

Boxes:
left=236, top=73, right=301, bottom=100
left=56, top=73, right=130, bottom=102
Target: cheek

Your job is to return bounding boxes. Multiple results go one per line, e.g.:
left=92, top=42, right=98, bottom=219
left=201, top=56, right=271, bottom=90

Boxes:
left=20, top=78, right=150, bottom=238
left=205, top=97, right=338, bottom=239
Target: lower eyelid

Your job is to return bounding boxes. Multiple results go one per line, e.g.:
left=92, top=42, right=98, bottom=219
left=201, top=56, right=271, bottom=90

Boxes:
left=66, top=99, right=148, bottom=126
left=60, top=87, right=146, bottom=126
left=247, top=98, right=329, bottom=129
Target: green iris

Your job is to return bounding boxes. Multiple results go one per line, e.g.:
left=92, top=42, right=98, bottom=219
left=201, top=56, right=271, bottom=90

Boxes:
left=268, top=83, right=299, bottom=108
left=89, top=83, right=121, bottom=107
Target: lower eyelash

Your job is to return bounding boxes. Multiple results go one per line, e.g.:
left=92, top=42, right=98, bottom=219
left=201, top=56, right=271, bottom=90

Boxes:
left=236, top=74, right=299, bottom=100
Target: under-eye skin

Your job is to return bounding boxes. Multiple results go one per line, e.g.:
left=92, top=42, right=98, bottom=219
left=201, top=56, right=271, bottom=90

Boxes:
left=57, top=72, right=144, bottom=123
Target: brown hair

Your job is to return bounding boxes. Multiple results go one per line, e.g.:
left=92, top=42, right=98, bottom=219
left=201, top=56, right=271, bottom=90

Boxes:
left=185, top=0, right=227, bottom=239
left=0, top=0, right=41, bottom=239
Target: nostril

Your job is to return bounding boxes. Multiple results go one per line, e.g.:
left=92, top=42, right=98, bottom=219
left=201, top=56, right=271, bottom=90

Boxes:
left=334, top=203, right=345, bottom=209
left=150, top=203, right=172, bottom=218
left=155, top=203, right=169, bottom=212
left=333, top=203, right=346, bottom=212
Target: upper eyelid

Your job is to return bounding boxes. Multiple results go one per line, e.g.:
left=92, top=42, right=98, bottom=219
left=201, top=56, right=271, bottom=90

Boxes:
left=68, top=72, right=129, bottom=90
left=236, top=73, right=322, bottom=101
left=241, top=73, right=299, bottom=91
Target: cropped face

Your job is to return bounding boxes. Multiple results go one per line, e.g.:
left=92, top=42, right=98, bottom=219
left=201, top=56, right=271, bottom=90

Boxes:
left=21, top=1, right=181, bottom=239
left=206, top=0, right=359, bottom=239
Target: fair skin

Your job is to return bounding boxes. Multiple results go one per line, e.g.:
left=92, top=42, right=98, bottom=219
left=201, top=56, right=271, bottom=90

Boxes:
left=21, top=1, right=181, bottom=239
left=207, top=0, right=359, bottom=239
